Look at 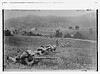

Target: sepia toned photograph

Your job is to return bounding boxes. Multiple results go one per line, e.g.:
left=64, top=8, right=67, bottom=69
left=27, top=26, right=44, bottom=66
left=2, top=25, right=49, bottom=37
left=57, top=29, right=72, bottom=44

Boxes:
left=3, top=10, right=98, bottom=71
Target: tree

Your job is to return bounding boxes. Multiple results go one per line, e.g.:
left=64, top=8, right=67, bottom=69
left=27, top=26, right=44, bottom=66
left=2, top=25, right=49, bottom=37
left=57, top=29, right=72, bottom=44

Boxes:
left=69, top=26, right=73, bottom=30
left=59, top=31, right=63, bottom=38
left=55, top=29, right=63, bottom=38
left=35, top=33, right=42, bottom=36
left=64, top=33, right=71, bottom=38
left=55, top=30, right=60, bottom=37
left=27, top=31, right=34, bottom=36
left=75, top=26, right=80, bottom=30
left=4, top=29, right=12, bottom=36
left=22, top=31, right=27, bottom=35
left=74, top=32, right=83, bottom=39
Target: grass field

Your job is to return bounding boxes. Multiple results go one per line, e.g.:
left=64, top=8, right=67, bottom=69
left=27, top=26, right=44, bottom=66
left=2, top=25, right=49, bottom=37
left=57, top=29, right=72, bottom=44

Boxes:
left=3, top=36, right=97, bottom=71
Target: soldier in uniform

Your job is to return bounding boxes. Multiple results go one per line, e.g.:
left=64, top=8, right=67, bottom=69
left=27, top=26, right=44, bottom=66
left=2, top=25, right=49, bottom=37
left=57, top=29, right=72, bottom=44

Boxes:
left=7, top=49, right=39, bottom=66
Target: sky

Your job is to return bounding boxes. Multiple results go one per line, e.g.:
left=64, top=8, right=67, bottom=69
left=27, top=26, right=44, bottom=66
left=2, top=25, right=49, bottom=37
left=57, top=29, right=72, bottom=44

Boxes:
left=4, top=10, right=96, bottom=20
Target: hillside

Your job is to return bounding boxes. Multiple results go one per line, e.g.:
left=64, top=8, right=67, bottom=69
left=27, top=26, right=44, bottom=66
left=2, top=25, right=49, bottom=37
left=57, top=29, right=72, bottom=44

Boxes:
left=4, top=36, right=97, bottom=70
left=5, top=13, right=96, bottom=31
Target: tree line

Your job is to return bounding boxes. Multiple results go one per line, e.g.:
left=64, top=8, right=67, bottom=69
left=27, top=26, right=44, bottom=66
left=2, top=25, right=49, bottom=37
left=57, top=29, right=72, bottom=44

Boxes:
left=4, top=27, right=94, bottom=40
left=55, top=29, right=84, bottom=39
left=4, top=29, right=42, bottom=36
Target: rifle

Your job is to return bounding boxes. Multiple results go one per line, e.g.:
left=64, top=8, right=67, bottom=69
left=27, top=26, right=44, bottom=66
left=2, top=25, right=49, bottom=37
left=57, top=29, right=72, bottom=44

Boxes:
left=33, top=56, right=57, bottom=60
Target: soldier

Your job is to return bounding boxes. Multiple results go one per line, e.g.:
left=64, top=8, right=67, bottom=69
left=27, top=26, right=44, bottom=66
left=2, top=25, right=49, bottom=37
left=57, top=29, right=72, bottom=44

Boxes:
left=52, top=44, right=57, bottom=51
left=56, top=39, right=59, bottom=46
left=7, top=49, right=39, bottom=66
left=45, top=44, right=57, bottom=52
left=65, top=42, right=71, bottom=47
left=36, top=46, right=48, bottom=55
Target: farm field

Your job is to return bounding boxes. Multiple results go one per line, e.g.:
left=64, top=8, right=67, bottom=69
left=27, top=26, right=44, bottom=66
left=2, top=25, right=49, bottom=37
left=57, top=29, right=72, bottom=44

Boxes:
left=4, top=36, right=97, bottom=71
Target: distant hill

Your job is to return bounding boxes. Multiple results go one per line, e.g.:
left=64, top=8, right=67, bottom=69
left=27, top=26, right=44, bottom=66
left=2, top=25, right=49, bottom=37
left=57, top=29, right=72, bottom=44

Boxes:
left=5, top=13, right=96, bottom=31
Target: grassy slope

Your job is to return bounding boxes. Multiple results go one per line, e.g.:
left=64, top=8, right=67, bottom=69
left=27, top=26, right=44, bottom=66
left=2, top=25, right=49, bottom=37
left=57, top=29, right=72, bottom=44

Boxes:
left=31, top=28, right=97, bottom=40
left=4, top=36, right=97, bottom=71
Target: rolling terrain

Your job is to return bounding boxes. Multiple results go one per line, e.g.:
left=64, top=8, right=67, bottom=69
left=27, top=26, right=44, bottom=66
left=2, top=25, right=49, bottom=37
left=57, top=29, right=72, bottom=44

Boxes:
left=4, top=36, right=97, bottom=71
left=5, top=13, right=96, bottom=30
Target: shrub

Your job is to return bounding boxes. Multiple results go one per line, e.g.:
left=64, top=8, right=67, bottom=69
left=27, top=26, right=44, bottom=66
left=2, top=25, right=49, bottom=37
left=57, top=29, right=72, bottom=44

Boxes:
left=64, top=33, right=71, bottom=38
left=74, top=32, right=84, bottom=39
left=4, top=29, right=13, bottom=36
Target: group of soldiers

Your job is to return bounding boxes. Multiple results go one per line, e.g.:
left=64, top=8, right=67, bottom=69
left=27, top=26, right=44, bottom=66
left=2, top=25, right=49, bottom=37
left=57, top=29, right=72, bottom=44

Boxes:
left=7, top=44, right=57, bottom=66
left=60, top=43, right=71, bottom=47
